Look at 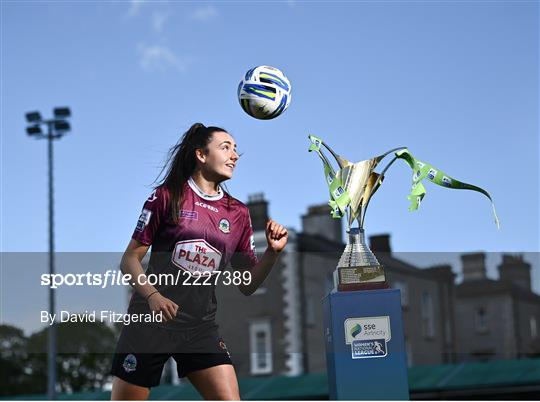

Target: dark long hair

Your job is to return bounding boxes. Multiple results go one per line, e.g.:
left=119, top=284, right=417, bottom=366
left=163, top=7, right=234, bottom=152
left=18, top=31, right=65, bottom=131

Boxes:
left=156, top=122, right=227, bottom=223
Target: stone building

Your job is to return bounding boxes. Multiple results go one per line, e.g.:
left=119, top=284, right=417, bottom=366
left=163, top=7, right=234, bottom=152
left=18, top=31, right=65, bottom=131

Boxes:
left=454, top=253, right=540, bottom=361
left=161, top=194, right=538, bottom=382
left=215, top=195, right=458, bottom=377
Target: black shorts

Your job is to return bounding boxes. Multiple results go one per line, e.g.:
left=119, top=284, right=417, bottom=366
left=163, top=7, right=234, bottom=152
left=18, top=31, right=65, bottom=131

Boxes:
left=110, top=322, right=232, bottom=388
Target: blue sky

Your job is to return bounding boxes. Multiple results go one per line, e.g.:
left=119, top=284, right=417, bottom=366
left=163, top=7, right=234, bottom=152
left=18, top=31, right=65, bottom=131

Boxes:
left=1, top=1, right=539, bottom=331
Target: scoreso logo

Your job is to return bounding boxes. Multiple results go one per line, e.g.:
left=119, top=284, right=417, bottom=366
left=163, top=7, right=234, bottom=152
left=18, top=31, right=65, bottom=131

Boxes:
left=195, top=201, right=219, bottom=213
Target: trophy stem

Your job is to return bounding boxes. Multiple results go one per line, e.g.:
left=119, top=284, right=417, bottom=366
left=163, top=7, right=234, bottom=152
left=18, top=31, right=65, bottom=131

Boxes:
left=333, top=227, right=388, bottom=292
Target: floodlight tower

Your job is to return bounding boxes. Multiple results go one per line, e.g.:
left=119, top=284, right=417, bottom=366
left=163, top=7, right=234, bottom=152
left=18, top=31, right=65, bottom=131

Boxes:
left=25, top=107, right=72, bottom=400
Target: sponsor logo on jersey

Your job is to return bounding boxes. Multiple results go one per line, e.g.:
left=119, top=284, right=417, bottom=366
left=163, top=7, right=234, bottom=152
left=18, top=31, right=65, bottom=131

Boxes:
left=135, top=209, right=152, bottom=232
left=172, top=239, right=222, bottom=273
left=195, top=201, right=219, bottom=213
left=123, top=354, right=137, bottom=372
left=180, top=210, right=198, bottom=220
left=219, top=218, right=230, bottom=234
left=147, top=190, right=157, bottom=202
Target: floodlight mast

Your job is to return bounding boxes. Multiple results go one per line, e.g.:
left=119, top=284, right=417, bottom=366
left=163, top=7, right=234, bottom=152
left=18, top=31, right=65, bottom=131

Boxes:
left=24, top=108, right=71, bottom=400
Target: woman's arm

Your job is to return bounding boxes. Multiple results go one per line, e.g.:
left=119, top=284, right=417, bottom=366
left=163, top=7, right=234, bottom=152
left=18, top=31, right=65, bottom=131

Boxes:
left=121, top=239, right=179, bottom=321
left=238, top=219, right=288, bottom=296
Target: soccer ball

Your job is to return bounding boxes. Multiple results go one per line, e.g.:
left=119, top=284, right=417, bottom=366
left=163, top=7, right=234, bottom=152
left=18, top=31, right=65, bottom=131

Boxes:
left=238, top=66, right=292, bottom=120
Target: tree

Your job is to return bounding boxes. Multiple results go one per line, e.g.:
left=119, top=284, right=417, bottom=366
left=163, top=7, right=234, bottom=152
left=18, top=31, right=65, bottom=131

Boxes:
left=1, top=321, right=118, bottom=396
left=0, top=324, right=37, bottom=396
left=26, top=320, right=117, bottom=393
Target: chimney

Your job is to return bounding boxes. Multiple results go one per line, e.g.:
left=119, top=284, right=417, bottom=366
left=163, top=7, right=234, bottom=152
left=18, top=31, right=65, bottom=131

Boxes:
left=426, top=264, right=455, bottom=283
left=461, top=253, right=487, bottom=281
left=246, top=193, right=269, bottom=232
left=369, top=234, right=391, bottom=253
left=301, top=204, right=342, bottom=243
left=498, top=254, right=531, bottom=290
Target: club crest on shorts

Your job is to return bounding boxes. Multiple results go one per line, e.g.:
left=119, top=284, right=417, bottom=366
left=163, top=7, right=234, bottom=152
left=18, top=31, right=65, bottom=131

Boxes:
left=123, top=354, right=137, bottom=373
left=219, top=218, right=230, bottom=234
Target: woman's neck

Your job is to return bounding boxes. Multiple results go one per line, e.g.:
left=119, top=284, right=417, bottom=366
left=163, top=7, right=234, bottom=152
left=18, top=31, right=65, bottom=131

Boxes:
left=190, top=171, right=221, bottom=196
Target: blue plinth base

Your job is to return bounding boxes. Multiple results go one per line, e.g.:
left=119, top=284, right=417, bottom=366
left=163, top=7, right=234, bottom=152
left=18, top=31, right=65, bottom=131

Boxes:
left=323, top=288, right=410, bottom=400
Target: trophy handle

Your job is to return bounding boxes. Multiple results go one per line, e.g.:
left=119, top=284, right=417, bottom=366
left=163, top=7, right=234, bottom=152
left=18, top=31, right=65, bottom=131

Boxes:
left=359, top=147, right=408, bottom=229
left=316, top=140, right=352, bottom=225
left=321, top=141, right=348, bottom=170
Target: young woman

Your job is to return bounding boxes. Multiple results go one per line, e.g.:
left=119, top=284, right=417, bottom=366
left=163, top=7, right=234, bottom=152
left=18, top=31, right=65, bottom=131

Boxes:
left=110, top=123, right=288, bottom=400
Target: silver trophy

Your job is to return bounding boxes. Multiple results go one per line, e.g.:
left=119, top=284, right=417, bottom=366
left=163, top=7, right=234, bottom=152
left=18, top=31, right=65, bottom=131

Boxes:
left=308, top=135, right=407, bottom=292
left=308, top=135, right=500, bottom=292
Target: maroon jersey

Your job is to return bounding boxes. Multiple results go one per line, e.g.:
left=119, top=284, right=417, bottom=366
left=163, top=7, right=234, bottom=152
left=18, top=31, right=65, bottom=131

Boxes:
left=128, top=178, right=258, bottom=329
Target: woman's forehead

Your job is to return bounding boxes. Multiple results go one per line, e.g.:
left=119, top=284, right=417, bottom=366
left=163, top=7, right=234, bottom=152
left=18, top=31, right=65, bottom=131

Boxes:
left=212, top=130, right=236, bottom=146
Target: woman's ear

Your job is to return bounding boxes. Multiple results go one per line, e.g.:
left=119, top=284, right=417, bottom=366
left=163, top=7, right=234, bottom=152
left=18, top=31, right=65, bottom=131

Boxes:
left=195, top=148, right=206, bottom=164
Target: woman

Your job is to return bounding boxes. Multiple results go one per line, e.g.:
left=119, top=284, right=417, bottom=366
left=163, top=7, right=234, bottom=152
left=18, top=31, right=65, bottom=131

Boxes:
left=110, top=123, right=288, bottom=400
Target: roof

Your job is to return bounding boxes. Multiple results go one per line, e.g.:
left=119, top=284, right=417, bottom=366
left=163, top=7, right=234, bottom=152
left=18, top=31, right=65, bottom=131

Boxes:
left=456, top=278, right=540, bottom=303
left=296, top=232, right=344, bottom=253
left=409, top=358, right=540, bottom=392
left=4, top=358, right=540, bottom=400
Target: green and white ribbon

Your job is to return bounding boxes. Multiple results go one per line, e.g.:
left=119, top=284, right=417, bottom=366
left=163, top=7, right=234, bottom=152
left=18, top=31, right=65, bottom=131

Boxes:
left=395, top=149, right=500, bottom=229
left=308, top=135, right=500, bottom=230
left=308, top=135, right=351, bottom=218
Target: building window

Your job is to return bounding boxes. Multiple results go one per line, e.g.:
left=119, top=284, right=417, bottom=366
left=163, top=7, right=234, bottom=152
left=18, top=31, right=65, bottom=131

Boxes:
left=531, top=316, right=538, bottom=339
left=475, top=307, right=488, bottom=333
left=421, top=291, right=435, bottom=338
left=249, top=320, right=272, bottom=375
left=393, top=280, right=409, bottom=307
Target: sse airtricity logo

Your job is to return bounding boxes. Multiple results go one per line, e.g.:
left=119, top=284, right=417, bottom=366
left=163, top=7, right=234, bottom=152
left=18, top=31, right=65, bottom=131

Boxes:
left=350, top=324, right=362, bottom=338
left=345, top=316, right=391, bottom=359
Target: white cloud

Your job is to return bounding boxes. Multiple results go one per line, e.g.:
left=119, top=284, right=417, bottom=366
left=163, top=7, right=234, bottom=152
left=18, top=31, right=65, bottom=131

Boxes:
left=189, top=5, right=218, bottom=22
left=137, top=43, right=189, bottom=72
left=127, top=0, right=146, bottom=18
left=152, top=10, right=170, bottom=33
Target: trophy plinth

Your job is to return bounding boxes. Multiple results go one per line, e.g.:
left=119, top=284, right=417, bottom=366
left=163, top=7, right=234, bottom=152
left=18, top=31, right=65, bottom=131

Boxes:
left=334, top=228, right=388, bottom=292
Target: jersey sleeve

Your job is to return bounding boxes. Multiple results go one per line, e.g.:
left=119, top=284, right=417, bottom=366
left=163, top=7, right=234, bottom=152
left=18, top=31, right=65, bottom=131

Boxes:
left=131, top=187, right=168, bottom=246
left=230, top=207, right=259, bottom=270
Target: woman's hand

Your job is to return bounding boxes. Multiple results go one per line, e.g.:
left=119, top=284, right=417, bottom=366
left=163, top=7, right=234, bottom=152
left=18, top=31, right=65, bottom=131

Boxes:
left=238, top=219, right=288, bottom=296
left=147, top=292, right=179, bottom=321
left=265, top=219, right=288, bottom=253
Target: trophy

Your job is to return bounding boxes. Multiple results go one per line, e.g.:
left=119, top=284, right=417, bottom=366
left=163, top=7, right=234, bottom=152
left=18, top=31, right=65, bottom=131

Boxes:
left=308, top=135, right=499, bottom=292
